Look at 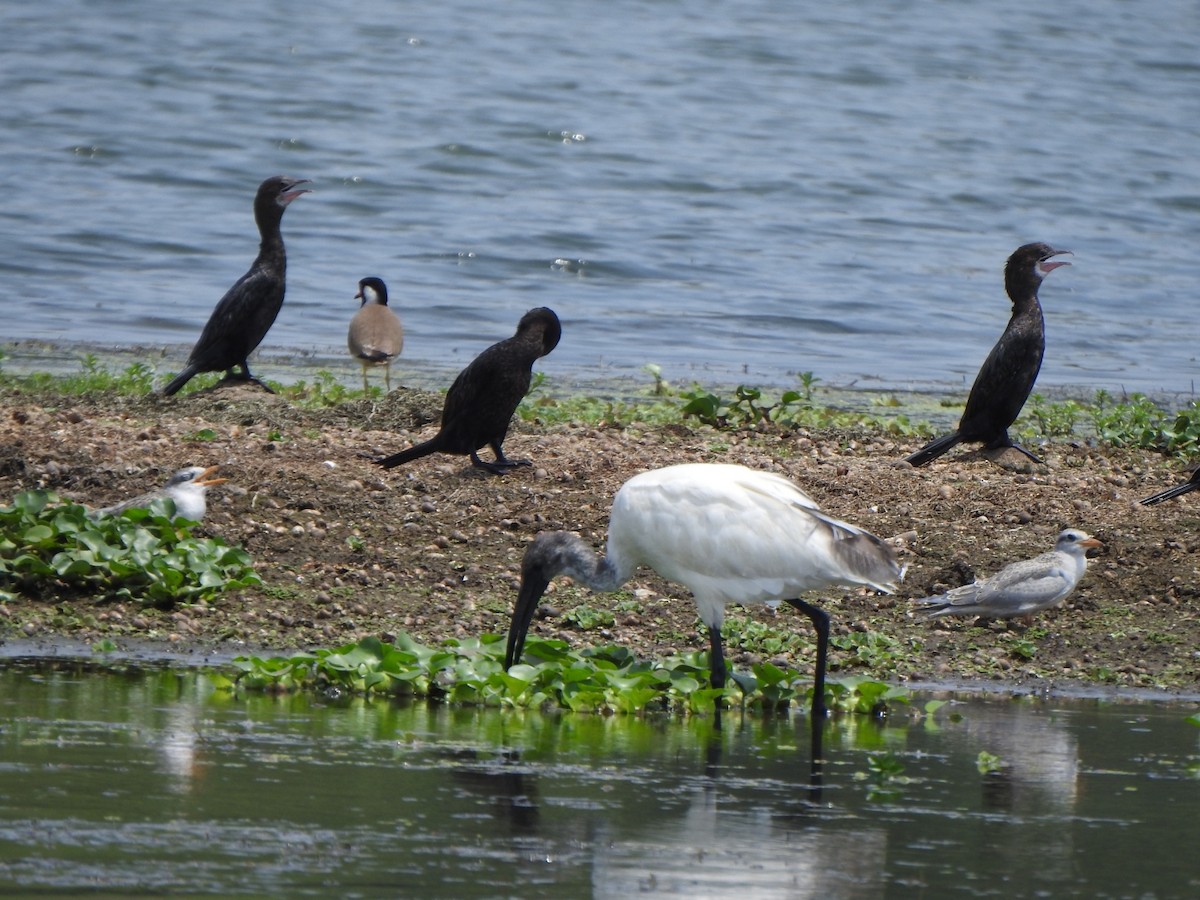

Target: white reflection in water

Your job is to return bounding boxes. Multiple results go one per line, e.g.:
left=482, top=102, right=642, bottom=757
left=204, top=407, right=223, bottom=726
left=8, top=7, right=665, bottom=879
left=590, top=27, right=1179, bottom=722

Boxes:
left=155, top=701, right=205, bottom=792
left=946, top=700, right=1081, bottom=884
left=591, top=784, right=887, bottom=899
left=960, top=703, right=1080, bottom=811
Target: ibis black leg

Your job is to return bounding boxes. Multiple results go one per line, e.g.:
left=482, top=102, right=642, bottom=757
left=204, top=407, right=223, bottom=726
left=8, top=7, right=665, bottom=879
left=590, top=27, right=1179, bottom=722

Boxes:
left=707, top=624, right=726, bottom=690
left=786, top=598, right=830, bottom=721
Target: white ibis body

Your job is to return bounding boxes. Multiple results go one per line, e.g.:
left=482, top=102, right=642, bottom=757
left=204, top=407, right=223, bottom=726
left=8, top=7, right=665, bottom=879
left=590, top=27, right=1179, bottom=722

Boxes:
left=504, top=463, right=904, bottom=719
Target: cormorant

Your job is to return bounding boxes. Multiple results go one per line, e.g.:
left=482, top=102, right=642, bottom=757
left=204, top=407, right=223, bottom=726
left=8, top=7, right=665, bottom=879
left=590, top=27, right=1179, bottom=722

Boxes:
left=376, top=307, right=561, bottom=475
left=161, top=175, right=310, bottom=396
left=905, top=243, right=1071, bottom=467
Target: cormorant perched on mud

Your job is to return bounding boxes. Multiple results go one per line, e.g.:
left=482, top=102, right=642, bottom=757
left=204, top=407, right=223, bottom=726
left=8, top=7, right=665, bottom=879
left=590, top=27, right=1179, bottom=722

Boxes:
left=904, top=242, right=1071, bottom=467
left=347, top=277, right=404, bottom=393
left=376, top=307, right=561, bottom=475
left=161, top=175, right=310, bottom=396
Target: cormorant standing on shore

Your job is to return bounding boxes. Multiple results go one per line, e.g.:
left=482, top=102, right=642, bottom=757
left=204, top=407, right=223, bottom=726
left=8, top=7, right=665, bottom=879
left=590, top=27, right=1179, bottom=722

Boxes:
left=376, top=307, right=561, bottom=475
left=161, top=175, right=310, bottom=396
left=904, top=242, right=1072, bottom=467
left=347, top=277, right=404, bottom=393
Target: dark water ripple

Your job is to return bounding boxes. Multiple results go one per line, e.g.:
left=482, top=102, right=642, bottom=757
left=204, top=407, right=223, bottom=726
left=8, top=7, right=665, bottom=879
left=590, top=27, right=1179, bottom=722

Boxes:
left=1, top=0, right=1198, bottom=395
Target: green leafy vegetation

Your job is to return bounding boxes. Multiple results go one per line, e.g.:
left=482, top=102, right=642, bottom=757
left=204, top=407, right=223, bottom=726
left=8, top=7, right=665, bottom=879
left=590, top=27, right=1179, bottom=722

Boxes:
left=1002, top=634, right=1038, bottom=661
left=273, top=370, right=356, bottom=408
left=721, top=614, right=815, bottom=657
left=831, top=631, right=917, bottom=669
left=677, top=381, right=921, bottom=435
left=976, top=749, right=1005, bottom=774
left=2, top=355, right=158, bottom=396
left=1024, top=394, right=1085, bottom=437
left=3, top=356, right=1199, bottom=462
left=562, top=603, right=616, bottom=631
left=856, top=750, right=915, bottom=800
left=0, top=490, right=260, bottom=607
left=228, top=633, right=911, bottom=717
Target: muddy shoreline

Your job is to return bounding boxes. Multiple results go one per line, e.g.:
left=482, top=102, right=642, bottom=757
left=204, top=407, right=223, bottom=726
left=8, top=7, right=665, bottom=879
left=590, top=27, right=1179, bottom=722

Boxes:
left=2, top=373, right=1199, bottom=696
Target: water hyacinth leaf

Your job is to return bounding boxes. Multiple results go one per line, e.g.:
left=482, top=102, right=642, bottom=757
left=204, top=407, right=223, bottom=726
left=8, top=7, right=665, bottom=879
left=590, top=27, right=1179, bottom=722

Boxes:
left=560, top=666, right=597, bottom=685
left=227, top=633, right=911, bottom=718
left=22, top=525, right=54, bottom=545
left=0, top=490, right=259, bottom=605
left=361, top=671, right=390, bottom=692
left=688, top=688, right=728, bottom=713
left=54, top=557, right=97, bottom=579
left=13, top=491, right=53, bottom=516
left=615, top=687, right=662, bottom=713
left=669, top=673, right=701, bottom=694
left=8, top=553, right=55, bottom=577
left=752, top=662, right=791, bottom=688
left=582, top=645, right=635, bottom=667
left=520, top=637, right=572, bottom=663
left=427, top=651, right=459, bottom=673
left=503, top=664, right=540, bottom=684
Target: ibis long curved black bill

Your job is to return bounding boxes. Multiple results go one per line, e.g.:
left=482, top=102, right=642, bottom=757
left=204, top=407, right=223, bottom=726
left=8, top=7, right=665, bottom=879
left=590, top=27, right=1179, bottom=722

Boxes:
left=505, top=570, right=551, bottom=669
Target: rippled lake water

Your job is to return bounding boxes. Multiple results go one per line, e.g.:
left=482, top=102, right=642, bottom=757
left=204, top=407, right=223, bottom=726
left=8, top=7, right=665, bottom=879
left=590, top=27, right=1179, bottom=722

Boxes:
left=1, top=660, right=1197, bottom=898
left=2, top=1, right=1199, bottom=396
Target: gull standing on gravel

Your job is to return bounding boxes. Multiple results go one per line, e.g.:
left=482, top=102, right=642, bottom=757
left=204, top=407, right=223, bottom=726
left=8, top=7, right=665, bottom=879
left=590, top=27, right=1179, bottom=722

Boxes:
left=913, top=528, right=1101, bottom=623
left=92, top=466, right=228, bottom=521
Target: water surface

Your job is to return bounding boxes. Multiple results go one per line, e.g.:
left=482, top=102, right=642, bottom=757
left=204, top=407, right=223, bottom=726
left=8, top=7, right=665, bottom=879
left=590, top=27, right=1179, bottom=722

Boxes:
left=1, top=1, right=1198, bottom=396
left=1, top=660, right=1197, bottom=897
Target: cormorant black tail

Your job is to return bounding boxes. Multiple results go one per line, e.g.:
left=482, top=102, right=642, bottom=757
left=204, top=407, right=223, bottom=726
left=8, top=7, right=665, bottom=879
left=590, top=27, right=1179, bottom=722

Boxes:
left=161, top=366, right=199, bottom=397
left=905, top=431, right=963, bottom=467
left=376, top=437, right=442, bottom=469
left=1140, top=471, right=1200, bottom=506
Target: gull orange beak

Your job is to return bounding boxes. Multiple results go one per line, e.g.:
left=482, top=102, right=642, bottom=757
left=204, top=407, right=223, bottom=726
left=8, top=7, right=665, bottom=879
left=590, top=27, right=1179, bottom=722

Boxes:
left=193, top=465, right=228, bottom=488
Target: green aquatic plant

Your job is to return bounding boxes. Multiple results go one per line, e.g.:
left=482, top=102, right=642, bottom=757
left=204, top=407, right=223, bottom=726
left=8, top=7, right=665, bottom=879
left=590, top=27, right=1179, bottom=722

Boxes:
left=1090, top=391, right=1168, bottom=449
left=976, top=750, right=1006, bottom=774
left=0, top=490, right=260, bottom=607
left=677, top=381, right=919, bottom=435
left=721, top=614, right=815, bottom=657
left=562, top=603, right=616, bottom=631
left=830, top=630, right=915, bottom=669
left=855, top=750, right=914, bottom=801
left=1002, top=634, right=1038, bottom=661
left=1024, top=393, right=1085, bottom=437
left=1157, top=400, right=1200, bottom=457
left=228, top=632, right=911, bottom=717
left=4, top=356, right=158, bottom=397
left=276, top=370, right=355, bottom=408
left=182, top=427, right=219, bottom=443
